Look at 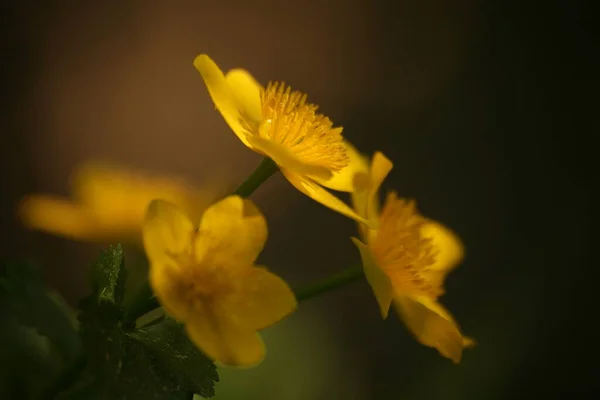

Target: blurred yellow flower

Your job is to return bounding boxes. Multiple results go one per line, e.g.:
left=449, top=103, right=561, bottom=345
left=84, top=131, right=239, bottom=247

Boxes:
left=18, top=163, right=221, bottom=243
left=351, top=151, right=474, bottom=363
left=194, top=54, right=368, bottom=224
left=142, top=196, right=297, bottom=367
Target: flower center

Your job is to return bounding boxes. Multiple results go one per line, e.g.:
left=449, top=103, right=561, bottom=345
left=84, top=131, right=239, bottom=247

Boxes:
left=370, top=192, right=442, bottom=298
left=257, top=81, right=349, bottom=172
left=168, top=244, right=236, bottom=308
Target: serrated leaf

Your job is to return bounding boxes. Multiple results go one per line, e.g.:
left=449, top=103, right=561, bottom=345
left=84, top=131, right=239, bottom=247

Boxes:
left=126, top=318, right=218, bottom=398
left=77, top=244, right=129, bottom=372
left=75, top=320, right=217, bottom=399
left=76, top=245, right=129, bottom=391
left=113, top=335, right=193, bottom=400
left=89, top=244, right=127, bottom=307
left=76, top=246, right=217, bottom=398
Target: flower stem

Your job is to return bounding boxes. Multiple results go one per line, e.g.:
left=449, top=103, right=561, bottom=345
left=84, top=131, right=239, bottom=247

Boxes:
left=233, top=157, right=279, bottom=198
left=123, top=281, right=158, bottom=328
left=294, top=266, right=364, bottom=302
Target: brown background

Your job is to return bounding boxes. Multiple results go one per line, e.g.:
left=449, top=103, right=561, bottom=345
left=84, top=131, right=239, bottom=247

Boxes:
left=1, top=1, right=595, bottom=399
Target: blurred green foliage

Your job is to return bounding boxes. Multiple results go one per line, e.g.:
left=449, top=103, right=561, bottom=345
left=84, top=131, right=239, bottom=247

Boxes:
left=1, top=245, right=219, bottom=399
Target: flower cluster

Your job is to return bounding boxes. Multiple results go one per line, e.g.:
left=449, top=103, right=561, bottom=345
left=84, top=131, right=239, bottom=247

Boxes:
left=20, top=54, right=473, bottom=368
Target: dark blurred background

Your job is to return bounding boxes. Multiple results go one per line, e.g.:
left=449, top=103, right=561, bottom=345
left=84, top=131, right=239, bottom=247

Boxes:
left=1, top=1, right=595, bottom=399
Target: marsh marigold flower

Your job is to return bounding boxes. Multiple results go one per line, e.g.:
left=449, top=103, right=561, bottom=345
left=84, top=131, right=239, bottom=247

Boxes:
left=351, top=151, right=474, bottom=363
left=194, top=54, right=368, bottom=224
left=19, top=163, right=220, bottom=243
left=142, top=195, right=297, bottom=367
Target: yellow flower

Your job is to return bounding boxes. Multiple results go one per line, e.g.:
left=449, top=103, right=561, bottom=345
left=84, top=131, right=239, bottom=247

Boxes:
left=351, top=151, right=474, bottom=363
left=194, top=54, right=368, bottom=224
left=18, top=162, right=221, bottom=243
left=142, top=195, right=297, bottom=367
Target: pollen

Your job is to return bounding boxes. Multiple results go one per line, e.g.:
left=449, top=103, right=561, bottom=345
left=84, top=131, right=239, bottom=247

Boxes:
left=370, top=192, right=443, bottom=298
left=258, top=81, right=349, bottom=172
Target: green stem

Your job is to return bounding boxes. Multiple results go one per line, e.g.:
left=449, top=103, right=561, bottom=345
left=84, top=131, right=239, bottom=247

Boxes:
left=294, top=266, right=364, bottom=302
left=40, top=352, right=88, bottom=400
left=125, top=266, right=365, bottom=324
left=123, top=282, right=157, bottom=328
left=233, top=157, right=279, bottom=198
left=46, top=270, right=364, bottom=398
left=124, top=157, right=280, bottom=324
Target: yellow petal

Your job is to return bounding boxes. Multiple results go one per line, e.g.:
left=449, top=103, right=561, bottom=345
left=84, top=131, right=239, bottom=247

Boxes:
left=72, top=162, right=207, bottom=228
left=148, top=260, right=190, bottom=322
left=72, top=163, right=145, bottom=224
left=350, top=151, right=392, bottom=218
left=310, top=140, right=370, bottom=192
left=225, top=68, right=263, bottom=124
left=282, top=170, right=373, bottom=226
left=194, top=196, right=267, bottom=266
left=186, top=312, right=265, bottom=367
left=193, top=54, right=252, bottom=147
left=350, top=180, right=371, bottom=242
left=351, top=151, right=393, bottom=241
left=18, top=195, right=102, bottom=240
left=394, top=295, right=472, bottom=363
left=421, top=221, right=465, bottom=274
left=351, top=238, right=393, bottom=318
left=222, top=266, right=297, bottom=330
left=247, top=134, right=331, bottom=180
left=142, top=200, right=194, bottom=265
left=366, top=152, right=393, bottom=222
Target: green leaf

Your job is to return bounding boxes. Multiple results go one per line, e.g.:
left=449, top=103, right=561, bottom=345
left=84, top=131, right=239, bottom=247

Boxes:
left=0, top=261, right=81, bottom=362
left=125, top=318, right=219, bottom=398
left=89, top=244, right=127, bottom=307
left=76, top=246, right=218, bottom=399
left=55, top=377, right=106, bottom=400
left=76, top=245, right=130, bottom=392
left=74, top=319, right=218, bottom=399
left=0, top=319, right=63, bottom=399
left=113, top=335, right=193, bottom=400
left=1, top=260, right=81, bottom=398
left=77, top=243, right=128, bottom=371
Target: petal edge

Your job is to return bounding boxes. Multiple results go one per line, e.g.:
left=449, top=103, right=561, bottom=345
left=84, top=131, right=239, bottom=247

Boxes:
left=194, top=54, right=253, bottom=147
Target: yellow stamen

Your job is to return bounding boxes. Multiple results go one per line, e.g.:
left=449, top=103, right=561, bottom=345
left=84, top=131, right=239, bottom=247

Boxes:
left=257, top=81, right=349, bottom=172
left=371, top=192, right=443, bottom=298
